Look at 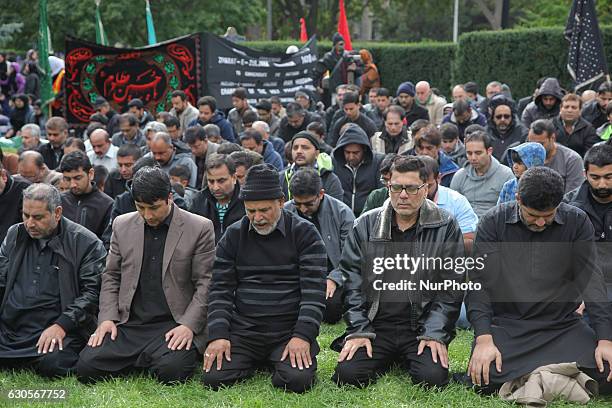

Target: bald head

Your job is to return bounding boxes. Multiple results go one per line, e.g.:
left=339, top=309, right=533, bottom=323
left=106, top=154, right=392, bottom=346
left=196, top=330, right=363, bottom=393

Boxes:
left=415, top=81, right=431, bottom=104
left=90, top=129, right=111, bottom=158
left=581, top=90, right=597, bottom=105
left=18, top=151, right=46, bottom=183
left=150, top=132, right=175, bottom=166
left=452, top=85, right=467, bottom=102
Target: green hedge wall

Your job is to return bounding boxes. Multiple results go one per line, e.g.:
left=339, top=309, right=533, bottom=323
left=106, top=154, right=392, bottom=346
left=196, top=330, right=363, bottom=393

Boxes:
left=244, top=40, right=456, bottom=99
left=454, top=26, right=612, bottom=99
left=248, top=25, right=612, bottom=100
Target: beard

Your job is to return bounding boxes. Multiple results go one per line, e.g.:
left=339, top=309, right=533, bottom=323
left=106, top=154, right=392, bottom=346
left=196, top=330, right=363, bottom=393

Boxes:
left=251, top=212, right=281, bottom=236
left=590, top=185, right=612, bottom=199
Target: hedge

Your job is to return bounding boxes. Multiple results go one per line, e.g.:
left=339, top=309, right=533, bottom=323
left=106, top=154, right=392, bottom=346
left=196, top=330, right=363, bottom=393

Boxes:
left=247, top=26, right=612, bottom=100
left=245, top=40, right=456, bottom=99
left=454, top=26, right=612, bottom=99
left=6, top=26, right=611, bottom=102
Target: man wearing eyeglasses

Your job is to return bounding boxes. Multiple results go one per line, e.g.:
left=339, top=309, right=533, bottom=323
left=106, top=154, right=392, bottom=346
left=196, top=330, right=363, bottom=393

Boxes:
left=332, top=155, right=465, bottom=388
left=486, top=96, right=528, bottom=162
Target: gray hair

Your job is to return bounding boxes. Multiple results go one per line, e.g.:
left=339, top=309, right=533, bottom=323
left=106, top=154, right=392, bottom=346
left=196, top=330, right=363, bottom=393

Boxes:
left=21, top=123, right=41, bottom=138
left=203, top=124, right=221, bottom=138
left=151, top=132, right=173, bottom=146
left=144, top=121, right=168, bottom=134
left=23, top=183, right=61, bottom=213
left=252, top=120, right=270, bottom=134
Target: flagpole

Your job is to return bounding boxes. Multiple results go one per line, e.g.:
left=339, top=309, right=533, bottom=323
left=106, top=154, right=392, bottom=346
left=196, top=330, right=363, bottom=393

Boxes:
left=95, top=0, right=109, bottom=46
left=145, top=0, right=157, bottom=45
left=38, top=0, right=53, bottom=117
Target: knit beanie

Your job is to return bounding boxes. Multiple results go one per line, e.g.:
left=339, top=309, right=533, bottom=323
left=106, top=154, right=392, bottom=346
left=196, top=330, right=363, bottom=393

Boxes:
left=332, top=32, right=345, bottom=45
left=292, top=131, right=320, bottom=151
left=396, top=81, right=415, bottom=97
left=238, top=164, right=283, bottom=201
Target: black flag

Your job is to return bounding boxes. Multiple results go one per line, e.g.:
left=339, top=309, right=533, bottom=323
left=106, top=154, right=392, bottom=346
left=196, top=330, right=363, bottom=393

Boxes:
left=565, top=0, right=609, bottom=91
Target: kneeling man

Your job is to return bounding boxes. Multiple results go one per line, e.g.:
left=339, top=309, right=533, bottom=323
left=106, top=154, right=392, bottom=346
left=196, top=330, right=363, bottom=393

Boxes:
left=76, top=166, right=215, bottom=383
left=466, top=167, right=612, bottom=395
left=0, top=184, right=106, bottom=377
left=332, top=156, right=465, bottom=388
left=202, top=164, right=327, bottom=393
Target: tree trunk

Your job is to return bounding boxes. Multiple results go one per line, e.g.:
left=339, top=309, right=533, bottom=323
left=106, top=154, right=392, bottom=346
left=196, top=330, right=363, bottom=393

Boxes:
left=360, top=0, right=374, bottom=40
left=472, top=0, right=504, bottom=30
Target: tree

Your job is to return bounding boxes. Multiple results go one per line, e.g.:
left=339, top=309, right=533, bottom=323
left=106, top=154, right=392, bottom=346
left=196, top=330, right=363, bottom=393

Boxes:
left=0, top=0, right=266, bottom=51
left=471, top=0, right=505, bottom=30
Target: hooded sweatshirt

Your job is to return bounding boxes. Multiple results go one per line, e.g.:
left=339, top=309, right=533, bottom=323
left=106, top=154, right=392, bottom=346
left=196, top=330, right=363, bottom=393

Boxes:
left=450, top=156, right=514, bottom=217
left=521, top=78, right=564, bottom=128
left=332, top=123, right=384, bottom=215
left=497, top=142, right=546, bottom=204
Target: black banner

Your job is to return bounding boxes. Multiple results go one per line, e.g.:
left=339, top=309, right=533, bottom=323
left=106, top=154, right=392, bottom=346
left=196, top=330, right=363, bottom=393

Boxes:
left=202, top=33, right=318, bottom=109
left=64, top=34, right=201, bottom=125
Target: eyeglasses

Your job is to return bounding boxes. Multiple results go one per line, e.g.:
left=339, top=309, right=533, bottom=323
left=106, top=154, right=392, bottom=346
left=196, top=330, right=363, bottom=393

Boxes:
left=494, top=114, right=511, bottom=120
left=388, top=183, right=426, bottom=195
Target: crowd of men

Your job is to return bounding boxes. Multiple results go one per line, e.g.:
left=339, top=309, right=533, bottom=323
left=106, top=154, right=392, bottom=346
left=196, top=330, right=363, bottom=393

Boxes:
left=1, top=41, right=612, bottom=403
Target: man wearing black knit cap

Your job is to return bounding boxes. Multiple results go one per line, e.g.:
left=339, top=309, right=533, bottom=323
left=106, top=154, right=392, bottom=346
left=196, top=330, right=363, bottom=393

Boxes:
left=314, top=32, right=359, bottom=108
left=202, top=164, right=327, bottom=393
left=279, top=131, right=344, bottom=201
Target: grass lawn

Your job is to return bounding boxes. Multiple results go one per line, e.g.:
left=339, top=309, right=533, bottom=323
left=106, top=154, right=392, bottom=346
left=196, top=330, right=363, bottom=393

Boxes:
left=1, top=323, right=610, bottom=407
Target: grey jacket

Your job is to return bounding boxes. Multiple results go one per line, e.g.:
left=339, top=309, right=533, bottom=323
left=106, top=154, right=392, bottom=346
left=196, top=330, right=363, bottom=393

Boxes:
left=333, top=198, right=464, bottom=349
left=285, top=194, right=355, bottom=286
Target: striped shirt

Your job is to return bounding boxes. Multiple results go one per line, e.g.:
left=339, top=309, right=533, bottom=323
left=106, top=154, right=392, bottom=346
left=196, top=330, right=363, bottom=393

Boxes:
left=207, top=210, right=327, bottom=344
left=215, top=202, right=229, bottom=226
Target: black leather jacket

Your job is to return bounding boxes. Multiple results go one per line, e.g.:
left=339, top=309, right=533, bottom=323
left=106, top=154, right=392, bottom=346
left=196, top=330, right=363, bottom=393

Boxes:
left=0, top=218, right=106, bottom=338
left=333, top=198, right=465, bottom=350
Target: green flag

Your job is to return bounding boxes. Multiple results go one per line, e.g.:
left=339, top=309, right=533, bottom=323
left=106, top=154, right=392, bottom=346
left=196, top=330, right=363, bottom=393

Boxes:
left=95, top=0, right=109, bottom=46
left=145, top=0, right=157, bottom=45
left=38, top=0, right=53, bottom=111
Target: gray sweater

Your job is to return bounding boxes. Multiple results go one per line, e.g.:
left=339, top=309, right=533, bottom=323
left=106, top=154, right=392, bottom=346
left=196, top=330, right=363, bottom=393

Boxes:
left=546, top=143, right=585, bottom=194
left=450, top=156, right=514, bottom=218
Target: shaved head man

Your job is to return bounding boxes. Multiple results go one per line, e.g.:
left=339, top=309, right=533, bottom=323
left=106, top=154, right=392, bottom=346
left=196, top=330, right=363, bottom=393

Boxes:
left=87, top=129, right=119, bottom=171
left=452, top=85, right=468, bottom=102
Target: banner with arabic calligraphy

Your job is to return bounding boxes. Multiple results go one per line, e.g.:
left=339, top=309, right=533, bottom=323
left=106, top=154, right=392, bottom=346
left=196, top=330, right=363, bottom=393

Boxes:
left=64, top=34, right=201, bottom=126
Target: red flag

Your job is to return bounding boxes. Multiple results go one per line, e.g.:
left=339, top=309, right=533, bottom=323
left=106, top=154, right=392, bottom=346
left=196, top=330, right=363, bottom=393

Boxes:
left=338, top=0, right=352, bottom=50
left=300, top=18, right=308, bottom=43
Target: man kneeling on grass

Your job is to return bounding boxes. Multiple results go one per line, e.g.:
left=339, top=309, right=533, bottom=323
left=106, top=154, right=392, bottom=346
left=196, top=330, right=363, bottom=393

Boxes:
left=0, top=184, right=106, bottom=377
left=76, top=166, right=215, bottom=384
left=465, top=167, right=612, bottom=400
left=332, top=156, right=465, bottom=388
left=202, top=164, right=327, bottom=393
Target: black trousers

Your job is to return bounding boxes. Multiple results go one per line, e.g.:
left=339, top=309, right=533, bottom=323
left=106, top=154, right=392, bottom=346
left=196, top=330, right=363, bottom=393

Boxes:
left=0, top=335, right=85, bottom=378
left=76, top=322, right=197, bottom=384
left=332, top=324, right=448, bottom=388
left=323, top=288, right=343, bottom=324
left=202, top=334, right=320, bottom=393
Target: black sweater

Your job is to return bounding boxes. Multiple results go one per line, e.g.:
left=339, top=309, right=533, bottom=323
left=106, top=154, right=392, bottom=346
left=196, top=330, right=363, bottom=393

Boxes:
left=207, top=210, right=327, bottom=344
